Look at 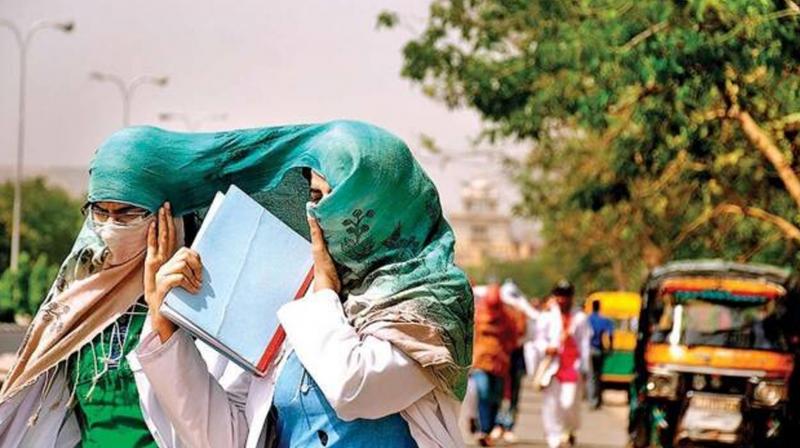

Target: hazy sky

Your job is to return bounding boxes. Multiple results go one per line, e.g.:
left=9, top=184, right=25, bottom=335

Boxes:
left=0, top=0, right=522, bottom=215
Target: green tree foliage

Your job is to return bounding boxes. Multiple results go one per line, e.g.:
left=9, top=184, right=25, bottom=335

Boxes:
left=383, top=0, right=800, bottom=290
left=0, top=178, right=84, bottom=272
left=0, top=178, right=83, bottom=320
left=465, top=253, right=591, bottom=299
left=0, top=252, right=58, bottom=320
left=27, top=254, right=58, bottom=314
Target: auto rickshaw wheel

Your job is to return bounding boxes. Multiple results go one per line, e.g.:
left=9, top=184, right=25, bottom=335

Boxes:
left=628, top=405, right=651, bottom=448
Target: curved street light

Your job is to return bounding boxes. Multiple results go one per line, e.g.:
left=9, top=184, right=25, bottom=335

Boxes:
left=0, top=18, right=74, bottom=271
left=89, top=72, right=169, bottom=126
left=158, top=112, right=228, bottom=131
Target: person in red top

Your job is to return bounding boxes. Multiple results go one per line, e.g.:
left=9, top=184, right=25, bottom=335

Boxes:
left=470, top=283, right=521, bottom=446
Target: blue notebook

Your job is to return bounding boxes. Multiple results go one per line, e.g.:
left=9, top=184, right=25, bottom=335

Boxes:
left=161, top=185, right=314, bottom=375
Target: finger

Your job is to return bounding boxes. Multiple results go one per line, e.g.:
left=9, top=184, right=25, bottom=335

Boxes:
left=161, top=272, right=198, bottom=292
left=159, top=258, right=182, bottom=279
left=185, top=254, right=203, bottom=283
left=185, top=249, right=202, bottom=268
left=161, top=273, right=186, bottom=293
left=179, top=276, right=200, bottom=294
left=307, top=216, right=322, bottom=246
left=174, top=248, right=198, bottom=270
left=184, top=248, right=201, bottom=261
left=169, top=269, right=199, bottom=293
left=161, top=274, right=197, bottom=296
left=144, top=223, right=159, bottom=292
left=180, top=251, right=203, bottom=285
left=146, top=222, right=157, bottom=259
left=158, top=206, right=168, bottom=258
left=167, top=258, right=200, bottom=288
left=165, top=202, right=176, bottom=254
left=164, top=258, right=188, bottom=274
left=181, top=263, right=201, bottom=288
left=307, top=216, right=330, bottom=257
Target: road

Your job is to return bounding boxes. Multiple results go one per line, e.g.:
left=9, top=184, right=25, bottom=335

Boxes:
left=0, top=324, right=25, bottom=354
left=0, top=324, right=25, bottom=379
left=465, top=377, right=629, bottom=447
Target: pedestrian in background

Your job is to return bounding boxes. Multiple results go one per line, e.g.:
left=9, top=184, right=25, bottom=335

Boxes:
left=471, top=283, right=520, bottom=446
left=494, top=278, right=538, bottom=443
left=535, top=280, right=590, bottom=448
left=587, top=299, right=614, bottom=409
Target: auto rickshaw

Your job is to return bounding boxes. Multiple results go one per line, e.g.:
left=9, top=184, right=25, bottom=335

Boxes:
left=584, top=291, right=641, bottom=391
left=629, top=260, right=800, bottom=447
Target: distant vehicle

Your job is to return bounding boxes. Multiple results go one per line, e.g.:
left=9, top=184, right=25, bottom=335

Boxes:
left=584, top=291, right=641, bottom=393
left=629, top=260, right=800, bottom=448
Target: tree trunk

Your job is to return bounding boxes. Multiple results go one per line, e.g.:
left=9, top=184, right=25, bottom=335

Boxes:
left=609, top=258, right=628, bottom=290
left=642, top=242, right=665, bottom=269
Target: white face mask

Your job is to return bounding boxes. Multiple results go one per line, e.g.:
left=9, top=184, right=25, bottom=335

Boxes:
left=93, top=217, right=154, bottom=267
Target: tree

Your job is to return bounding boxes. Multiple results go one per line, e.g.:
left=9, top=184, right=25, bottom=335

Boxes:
left=0, top=178, right=84, bottom=272
left=382, top=0, right=800, bottom=289
left=0, top=178, right=83, bottom=320
left=27, top=254, right=58, bottom=315
left=0, top=252, right=58, bottom=320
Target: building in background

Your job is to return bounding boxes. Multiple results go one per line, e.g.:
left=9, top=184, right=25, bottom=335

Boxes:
left=449, top=178, right=538, bottom=267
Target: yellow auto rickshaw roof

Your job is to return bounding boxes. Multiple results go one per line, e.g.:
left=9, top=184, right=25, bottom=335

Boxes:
left=585, top=291, right=641, bottom=318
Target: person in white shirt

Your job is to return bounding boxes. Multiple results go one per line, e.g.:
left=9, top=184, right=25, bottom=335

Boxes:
left=534, top=280, right=590, bottom=448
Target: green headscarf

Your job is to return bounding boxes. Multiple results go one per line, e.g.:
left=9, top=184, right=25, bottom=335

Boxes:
left=89, top=120, right=473, bottom=398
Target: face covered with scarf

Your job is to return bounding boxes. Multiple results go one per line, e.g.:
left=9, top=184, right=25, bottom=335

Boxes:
left=36, top=120, right=473, bottom=398
left=0, top=192, right=196, bottom=401
left=88, top=202, right=155, bottom=266
left=0, top=199, right=179, bottom=400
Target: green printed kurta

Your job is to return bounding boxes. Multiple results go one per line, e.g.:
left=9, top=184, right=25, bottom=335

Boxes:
left=71, top=308, right=156, bottom=448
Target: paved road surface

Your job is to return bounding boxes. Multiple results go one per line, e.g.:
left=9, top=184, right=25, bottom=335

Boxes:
left=0, top=324, right=25, bottom=378
left=465, top=377, right=629, bottom=448
left=0, top=324, right=25, bottom=354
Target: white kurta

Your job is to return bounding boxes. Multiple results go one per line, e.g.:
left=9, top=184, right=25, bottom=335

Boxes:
left=134, top=288, right=464, bottom=448
left=534, top=307, right=590, bottom=448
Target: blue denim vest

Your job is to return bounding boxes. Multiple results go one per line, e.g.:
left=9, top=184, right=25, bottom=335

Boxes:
left=273, top=352, right=417, bottom=447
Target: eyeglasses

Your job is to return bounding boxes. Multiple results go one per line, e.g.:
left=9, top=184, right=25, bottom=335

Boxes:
left=81, top=203, right=151, bottom=225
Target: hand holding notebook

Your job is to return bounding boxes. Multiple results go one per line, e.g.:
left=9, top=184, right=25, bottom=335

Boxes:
left=143, top=202, right=202, bottom=343
left=159, top=185, right=314, bottom=375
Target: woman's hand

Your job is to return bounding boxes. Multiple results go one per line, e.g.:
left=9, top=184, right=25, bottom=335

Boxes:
left=308, top=216, right=341, bottom=294
left=144, top=203, right=203, bottom=342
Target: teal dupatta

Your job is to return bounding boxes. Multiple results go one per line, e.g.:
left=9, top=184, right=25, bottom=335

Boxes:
left=87, top=120, right=473, bottom=397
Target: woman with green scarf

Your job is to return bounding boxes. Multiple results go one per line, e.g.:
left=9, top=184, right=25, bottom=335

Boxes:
left=0, top=197, right=186, bottom=448
left=1, top=120, right=472, bottom=447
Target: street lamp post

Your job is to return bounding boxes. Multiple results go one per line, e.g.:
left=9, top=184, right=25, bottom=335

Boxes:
left=89, top=72, right=169, bottom=126
left=0, top=18, right=74, bottom=271
left=158, top=112, right=228, bottom=131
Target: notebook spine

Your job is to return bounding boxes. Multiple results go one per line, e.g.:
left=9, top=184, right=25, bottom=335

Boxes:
left=256, top=267, right=315, bottom=374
